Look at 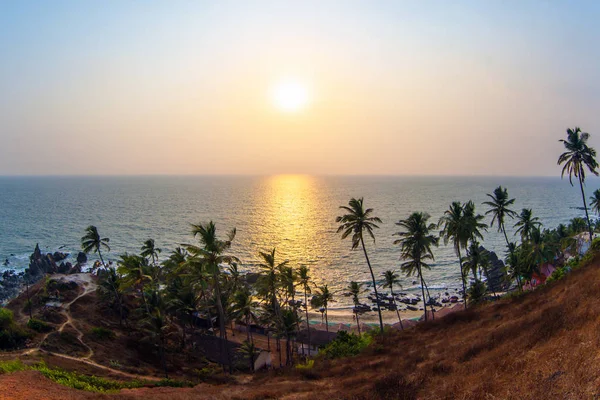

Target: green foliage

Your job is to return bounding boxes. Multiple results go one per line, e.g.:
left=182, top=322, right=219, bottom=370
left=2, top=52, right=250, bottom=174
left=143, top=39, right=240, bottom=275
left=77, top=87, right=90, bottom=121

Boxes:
left=0, top=360, right=190, bottom=392
left=295, top=359, right=315, bottom=370
left=546, top=267, right=569, bottom=283
left=0, top=308, right=31, bottom=350
left=90, top=327, right=115, bottom=340
left=0, top=307, right=14, bottom=329
left=591, top=237, right=600, bottom=251
left=467, top=280, right=487, bottom=305
left=319, top=331, right=372, bottom=359
left=0, top=360, right=27, bottom=374
left=27, top=318, right=53, bottom=333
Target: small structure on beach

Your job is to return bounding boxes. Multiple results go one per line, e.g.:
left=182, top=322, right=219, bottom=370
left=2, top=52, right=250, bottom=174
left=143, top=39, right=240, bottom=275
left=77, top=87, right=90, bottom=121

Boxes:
left=296, top=329, right=338, bottom=356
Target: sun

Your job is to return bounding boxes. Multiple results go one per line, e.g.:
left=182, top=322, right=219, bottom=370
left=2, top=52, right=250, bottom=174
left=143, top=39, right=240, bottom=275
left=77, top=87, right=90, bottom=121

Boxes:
left=270, top=79, right=310, bottom=113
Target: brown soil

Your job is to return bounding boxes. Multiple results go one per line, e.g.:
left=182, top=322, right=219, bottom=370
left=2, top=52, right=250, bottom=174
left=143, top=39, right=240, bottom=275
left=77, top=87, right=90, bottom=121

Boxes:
left=4, top=258, right=600, bottom=399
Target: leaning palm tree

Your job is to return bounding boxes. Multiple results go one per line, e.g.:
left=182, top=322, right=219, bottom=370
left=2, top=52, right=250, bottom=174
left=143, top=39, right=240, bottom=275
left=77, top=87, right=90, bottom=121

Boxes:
left=336, top=198, right=384, bottom=333
left=188, top=221, right=239, bottom=373
left=514, top=209, right=542, bottom=242
left=394, top=212, right=439, bottom=321
left=382, top=270, right=403, bottom=329
left=438, top=202, right=471, bottom=308
left=81, top=225, right=110, bottom=269
left=591, top=189, right=600, bottom=216
left=558, top=127, right=599, bottom=242
left=483, top=186, right=517, bottom=248
left=297, top=265, right=312, bottom=355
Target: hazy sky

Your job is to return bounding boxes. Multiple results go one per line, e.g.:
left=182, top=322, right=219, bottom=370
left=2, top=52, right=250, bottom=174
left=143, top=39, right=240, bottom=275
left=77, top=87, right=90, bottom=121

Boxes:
left=1, top=1, right=599, bottom=176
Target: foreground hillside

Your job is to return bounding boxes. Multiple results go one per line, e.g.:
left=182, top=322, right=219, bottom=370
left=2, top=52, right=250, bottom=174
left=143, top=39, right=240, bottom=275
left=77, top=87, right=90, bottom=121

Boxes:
left=3, top=256, right=600, bottom=399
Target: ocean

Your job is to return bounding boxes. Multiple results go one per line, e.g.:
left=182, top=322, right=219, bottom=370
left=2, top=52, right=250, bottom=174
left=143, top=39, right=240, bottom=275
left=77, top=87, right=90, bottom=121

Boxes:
left=0, top=175, right=597, bottom=311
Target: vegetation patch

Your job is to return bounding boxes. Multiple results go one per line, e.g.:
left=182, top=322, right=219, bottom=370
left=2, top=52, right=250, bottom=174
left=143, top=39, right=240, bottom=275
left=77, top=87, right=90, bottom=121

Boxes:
left=0, top=359, right=191, bottom=393
left=318, top=331, right=373, bottom=359
left=0, top=308, right=32, bottom=350
left=90, top=326, right=115, bottom=340
left=27, top=318, right=53, bottom=333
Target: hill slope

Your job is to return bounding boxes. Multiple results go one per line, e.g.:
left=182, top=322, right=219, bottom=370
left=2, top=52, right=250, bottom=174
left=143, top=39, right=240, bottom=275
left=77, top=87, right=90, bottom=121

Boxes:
left=3, top=257, right=600, bottom=399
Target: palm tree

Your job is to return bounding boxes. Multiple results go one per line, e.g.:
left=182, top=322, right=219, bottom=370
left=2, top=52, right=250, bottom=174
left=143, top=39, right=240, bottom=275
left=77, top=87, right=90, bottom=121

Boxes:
left=188, top=221, right=238, bottom=373
left=297, top=265, right=312, bottom=355
left=311, top=285, right=333, bottom=333
left=345, top=281, right=366, bottom=336
left=118, top=254, right=153, bottom=315
left=438, top=202, right=471, bottom=308
left=394, top=212, right=439, bottom=321
left=462, top=241, right=489, bottom=282
left=230, top=288, right=259, bottom=343
left=591, top=189, right=600, bottom=216
left=483, top=186, right=517, bottom=248
left=141, top=239, right=161, bottom=266
left=558, top=127, right=599, bottom=241
left=382, top=270, right=403, bottom=329
left=81, top=226, right=110, bottom=270
left=238, top=340, right=260, bottom=372
left=514, top=209, right=542, bottom=242
left=463, top=200, right=488, bottom=241
left=141, top=300, right=169, bottom=378
left=97, top=267, right=126, bottom=326
left=336, top=198, right=384, bottom=333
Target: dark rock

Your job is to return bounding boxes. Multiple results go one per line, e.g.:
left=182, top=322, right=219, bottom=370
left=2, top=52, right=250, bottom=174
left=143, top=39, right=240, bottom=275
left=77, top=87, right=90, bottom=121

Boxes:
left=68, top=264, right=82, bottom=274
left=53, top=252, right=69, bottom=262
left=29, top=244, right=58, bottom=276
left=76, top=252, right=87, bottom=264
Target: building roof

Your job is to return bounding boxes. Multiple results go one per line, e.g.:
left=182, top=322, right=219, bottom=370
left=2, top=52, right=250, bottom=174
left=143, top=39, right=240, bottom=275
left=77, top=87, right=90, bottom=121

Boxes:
left=296, top=328, right=338, bottom=346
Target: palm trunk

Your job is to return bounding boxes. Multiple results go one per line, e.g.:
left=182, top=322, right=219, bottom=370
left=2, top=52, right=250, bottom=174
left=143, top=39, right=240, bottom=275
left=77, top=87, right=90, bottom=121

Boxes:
left=579, top=173, right=594, bottom=243
left=99, top=249, right=124, bottom=326
left=246, top=314, right=251, bottom=342
left=304, top=290, right=310, bottom=355
left=502, top=222, right=522, bottom=291
left=213, top=271, right=231, bottom=373
left=360, top=236, right=384, bottom=333
left=325, top=305, right=329, bottom=333
left=419, top=265, right=428, bottom=322
left=391, top=283, right=403, bottom=329
left=457, top=246, right=467, bottom=310
left=356, top=311, right=361, bottom=336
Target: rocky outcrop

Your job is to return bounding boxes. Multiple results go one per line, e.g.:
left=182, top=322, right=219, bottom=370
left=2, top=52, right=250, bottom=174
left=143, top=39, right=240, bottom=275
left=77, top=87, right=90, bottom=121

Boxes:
left=53, top=252, right=69, bottom=262
left=481, top=246, right=510, bottom=293
left=28, top=244, right=59, bottom=276
left=76, top=252, right=87, bottom=264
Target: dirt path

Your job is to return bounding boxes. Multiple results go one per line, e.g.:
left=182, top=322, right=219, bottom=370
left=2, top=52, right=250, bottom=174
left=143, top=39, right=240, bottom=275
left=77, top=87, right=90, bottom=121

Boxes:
left=14, top=273, right=161, bottom=382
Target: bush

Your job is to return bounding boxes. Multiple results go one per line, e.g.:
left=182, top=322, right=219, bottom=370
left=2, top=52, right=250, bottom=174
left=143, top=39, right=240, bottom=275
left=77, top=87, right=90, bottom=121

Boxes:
left=91, top=327, right=115, bottom=340
left=0, top=308, right=14, bottom=329
left=0, top=360, right=27, bottom=374
left=27, top=318, right=53, bottom=333
left=0, top=308, right=31, bottom=350
left=546, top=267, right=569, bottom=284
left=319, top=331, right=372, bottom=359
left=467, top=280, right=487, bottom=305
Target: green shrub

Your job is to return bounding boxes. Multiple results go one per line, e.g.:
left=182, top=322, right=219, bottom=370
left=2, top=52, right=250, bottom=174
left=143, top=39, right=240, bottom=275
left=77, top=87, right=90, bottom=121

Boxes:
left=0, top=360, right=27, bottom=374
left=546, top=267, right=569, bottom=284
left=295, top=359, right=314, bottom=370
left=467, top=280, right=488, bottom=305
left=319, top=331, right=372, bottom=359
left=27, top=318, right=53, bottom=333
left=91, top=327, right=115, bottom=340
left=0, top=308, right=14, bottom=329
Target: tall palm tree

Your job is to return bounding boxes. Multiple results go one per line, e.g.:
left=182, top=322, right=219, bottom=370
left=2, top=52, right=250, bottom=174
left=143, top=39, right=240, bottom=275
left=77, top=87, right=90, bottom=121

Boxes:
left=311, top=284, right=333, bottom=333
left=394, top=212, right=439, bottom=321
left=336, top=198, right=384, bottom=333
left=238, top=340, right=260, bottom=372
left=188, top=221, right=238, bottom=373
left=345, top=281, right=366, bottom=336
left=81, top=225, right=110, bottom=269
left=558, top=127, right=599, bottom=242
left=438, top=202, right=471, bottom=308
left=514, top=209, right=542, bottom=242
left=382, top=270, right=403, bottom=329
left=141, top=239, right=161, bottom=266
left=297, top=265, right=312, bottom=355
left=483, top=186, right=517, bottom=248
left=591, top=189, right=600, bottom=216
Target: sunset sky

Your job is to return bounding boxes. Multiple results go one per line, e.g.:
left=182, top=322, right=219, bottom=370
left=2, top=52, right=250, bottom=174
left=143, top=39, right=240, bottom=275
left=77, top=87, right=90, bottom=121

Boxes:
left=1, top=1, right=599, bottom=176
